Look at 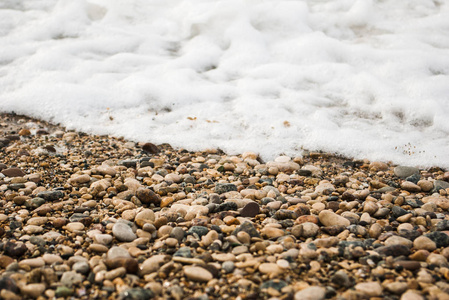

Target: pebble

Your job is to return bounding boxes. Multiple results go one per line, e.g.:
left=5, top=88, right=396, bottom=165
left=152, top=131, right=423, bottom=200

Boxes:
left=294, top=286, right=326, bottom=300
left=354, top=282, right=383, bottom=297
left=394, top=166, right=420, bottom=178
left=183, top=266, right=213, bottom=282
left=319, top=210, right=350, bottom=227
left=259, top=263, right=282, bottom=275
left=240, top=202, right=260, bottom=217
left=112, top=223, right=137, bottom=242
left=413, top=236, right=436, bottom=251
left=20, top=283, right=46, bottom=298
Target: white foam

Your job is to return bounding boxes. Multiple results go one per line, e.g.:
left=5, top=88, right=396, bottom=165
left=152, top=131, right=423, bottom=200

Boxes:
left=1, top=0, right=449, bottom=167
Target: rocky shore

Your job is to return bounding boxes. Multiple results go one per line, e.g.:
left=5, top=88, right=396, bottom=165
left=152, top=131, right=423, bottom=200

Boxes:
left=0, top=113, right=449, bottom=300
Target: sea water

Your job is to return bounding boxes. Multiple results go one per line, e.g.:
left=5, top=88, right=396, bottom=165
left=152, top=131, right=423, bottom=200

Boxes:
left=1, top=0, right=449, bottom=167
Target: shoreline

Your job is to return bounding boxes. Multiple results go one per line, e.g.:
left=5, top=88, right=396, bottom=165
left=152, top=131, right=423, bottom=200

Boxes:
left=0, top=112, right=449, bottom=299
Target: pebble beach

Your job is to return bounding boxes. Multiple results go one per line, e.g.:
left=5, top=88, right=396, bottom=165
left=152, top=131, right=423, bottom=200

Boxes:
left=1, top=113, right=449, bottom=300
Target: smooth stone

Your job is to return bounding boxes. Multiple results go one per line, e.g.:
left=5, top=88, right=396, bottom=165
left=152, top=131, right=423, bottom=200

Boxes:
left=261, top=227, right=284, bottom=239
left=183, top=266, right=213, bottom=282
left=384, top=235, right=413, bottom=248
left=107, top=246, right=131, bottom=259
left=354, top=282, right=383, bottom=297
left=370, top=161, right=389, bottom=170
left=89, top=244, right=109, bottom=253
left=2, top=168, right=25, bottom=177
left=375, top=245, right=410, bottom=257
left=26, top=217, right=48, bottom=226
left=66, top=222, right=85, bottom=232
left=23, top=225, right=44, bottom=234
left=384, top=282, right=408, bottom=294
left=395, top=260, right=421, bottom=271
left=20, top=283, right=46, bottom=298
left=42, top=254, right=63, bottom=265
left=413, top=236, right=436, bottom=251
left=140, top=255, right=168, bottom=275
left=299, top=222, right=319, bottom=238
left=427, top=253, right=448, bottom=267
left=93, top=234, right=113, bottom=245
left=294, top=286, right=326, bottom=300
left=319, top=210, right=350, bottom=227
left=401, top=181, right=421, bottom=192
left=400, top=290, right=425, bottom=300
left=18, top=257, right=45, bottom=268
left=55, top=286, right=74, bottom=298
left=112, top=223, right=137, bottom=242
left=0, top=256, right=15, bottom=268
left=394, top=166, right=419, bottom=178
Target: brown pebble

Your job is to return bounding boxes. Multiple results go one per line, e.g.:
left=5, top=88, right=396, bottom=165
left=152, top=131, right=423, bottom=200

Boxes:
left=142, top=143, right=159, bottom=154
left=2, top=168, right=25, bottom=177
left=240, top=202, right=260, bottom=218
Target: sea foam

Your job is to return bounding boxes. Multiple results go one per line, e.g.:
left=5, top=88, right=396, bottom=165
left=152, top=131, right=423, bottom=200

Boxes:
left=1, top=0, right=449, bottom=167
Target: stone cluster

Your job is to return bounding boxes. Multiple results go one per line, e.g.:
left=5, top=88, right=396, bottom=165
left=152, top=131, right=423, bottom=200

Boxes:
left=0, top=113, right=449, bottom=299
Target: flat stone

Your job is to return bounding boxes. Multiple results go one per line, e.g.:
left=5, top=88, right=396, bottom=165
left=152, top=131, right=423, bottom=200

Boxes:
left=66, top=222, right=85, bottom=232
left=240, top=202, right=260, bottom=218
left=394, top=166, right=419, bottom=178
left=261, top=227, right=284, bottom=239
left=18, top=257, right=45, bottom=268
left=401, top=181, right=421, bottom=192
left=184, top=266, right=213, bottom=282
left=23, top=225, right=44, bottom=234
left=395, top=260, right=421, bottom=271
left=107, top=246, right=131, bottom=259
left=89, top=244, right=109, bottom=253
left=319, top=210, right=350, bottom=227
left=294, top=286, right=326, bottom=300
left=37, top=190, right=64, bottom=201
left=259, top=263, right=282, bottom=275
left=375, top=245, right=410, bottom=257
left=2, top=168, right=25, bottom=177
left=385, top=235, right=413, bottom=248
